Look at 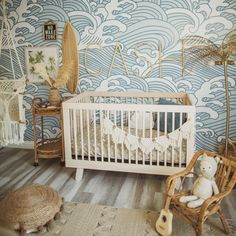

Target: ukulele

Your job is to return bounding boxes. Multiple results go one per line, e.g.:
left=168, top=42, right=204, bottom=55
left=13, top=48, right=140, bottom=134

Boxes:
left=156, top=179, right=177, bottom=235
left=155, top=207, right=173, bottom=235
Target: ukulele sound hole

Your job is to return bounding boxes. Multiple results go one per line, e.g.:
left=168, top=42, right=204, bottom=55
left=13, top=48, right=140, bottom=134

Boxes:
left=162, top=215, right=167, bottom=223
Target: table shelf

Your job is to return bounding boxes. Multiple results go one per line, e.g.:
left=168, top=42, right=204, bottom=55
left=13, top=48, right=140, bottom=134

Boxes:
left=36, top=139, right=62, bottom=156
left=33, top=98, right=64, bottom=166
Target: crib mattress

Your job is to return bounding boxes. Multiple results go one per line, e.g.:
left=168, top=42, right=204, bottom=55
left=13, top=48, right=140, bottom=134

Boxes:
left=74, top=125, right=187, bottom=164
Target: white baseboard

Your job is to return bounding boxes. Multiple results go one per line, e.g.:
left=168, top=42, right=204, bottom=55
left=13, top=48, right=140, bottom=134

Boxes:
left=7, top=141, right=34, bottom=149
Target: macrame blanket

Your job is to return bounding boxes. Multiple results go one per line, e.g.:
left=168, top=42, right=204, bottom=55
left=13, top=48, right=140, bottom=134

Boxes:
left=102, top=117, right=194, bottom=154
left=0, top=79, right=26, bottom=146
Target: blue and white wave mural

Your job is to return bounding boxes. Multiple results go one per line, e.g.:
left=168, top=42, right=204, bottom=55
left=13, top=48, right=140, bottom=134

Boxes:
left=0, top=0, right=236, bottom=151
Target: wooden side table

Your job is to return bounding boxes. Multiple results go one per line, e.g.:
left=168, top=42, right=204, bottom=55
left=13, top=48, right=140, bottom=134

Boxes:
left=32, top=98, right=65, bottom=166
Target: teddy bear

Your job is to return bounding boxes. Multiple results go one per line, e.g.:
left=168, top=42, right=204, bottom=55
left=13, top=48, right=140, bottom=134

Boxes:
left=179, top=153, right=219, bottom=208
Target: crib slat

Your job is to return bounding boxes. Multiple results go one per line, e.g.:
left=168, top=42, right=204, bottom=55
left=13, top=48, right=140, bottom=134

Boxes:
left=93, top=110, right=97, bottom=162
left=86, top=109, right=90, bottom=161
left=142, top=110, right=145, bottom=165
left=150, top=111, right=152, bottom=166
left=164, top=112, right=167, bottom=167
left=186, top=110, right=196, bottom=166
left=73, top=109, right=78, bottom=160
left=179, top=112, right=183, bottom=167
left=121, top=110, right=124, bottom=164
left=128, top=111, right=131, bottom=164
left=100, top=109, right=104, bottom=162
left=172, top=112, right=175, bottom=167
left=157, top=112, right=160, bottom=166
left=114, top=110, right=117, bottom=163
left=70, top=110, right=73, bottom=156
left=135, top=110, right=138, bottom=165
left=80, top=109, right=84, bottom=160
left=107, top=110, right=111, bottom=163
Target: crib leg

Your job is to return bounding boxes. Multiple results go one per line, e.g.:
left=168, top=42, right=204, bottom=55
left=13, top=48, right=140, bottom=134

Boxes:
left=75, top=168, right=84, bottom=181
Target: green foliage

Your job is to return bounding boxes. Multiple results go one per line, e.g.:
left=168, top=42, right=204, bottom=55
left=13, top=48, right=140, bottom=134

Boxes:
left=35, top=51, right=45, bottom=63
left=29, top=51, right=45, bottom=65
left=29, top=53, right=35, bottom=64
left=46, top=57, right=56, bottom=75
left=29, top=66, right=35, bottom=74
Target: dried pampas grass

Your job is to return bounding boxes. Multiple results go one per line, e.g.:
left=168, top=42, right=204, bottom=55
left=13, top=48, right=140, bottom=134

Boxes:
left=53, top=61, right=76, bottom=88
left=60, top=22, right=78, bottom=94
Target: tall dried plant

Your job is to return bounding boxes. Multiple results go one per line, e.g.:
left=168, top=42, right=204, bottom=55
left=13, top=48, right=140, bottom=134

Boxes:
left=183, top=29, right=236, bottom=157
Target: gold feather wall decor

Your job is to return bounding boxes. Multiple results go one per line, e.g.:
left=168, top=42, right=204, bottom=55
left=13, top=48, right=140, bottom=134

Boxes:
left=56, top=22, right=78, bottom=93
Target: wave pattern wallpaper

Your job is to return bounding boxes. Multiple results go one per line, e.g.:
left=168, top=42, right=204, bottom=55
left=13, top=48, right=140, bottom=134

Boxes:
left=0, top=0, right=236, bottom=151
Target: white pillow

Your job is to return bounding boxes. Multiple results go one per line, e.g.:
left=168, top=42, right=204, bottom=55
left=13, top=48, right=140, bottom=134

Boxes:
left=129, top=111, right=154, bottom=129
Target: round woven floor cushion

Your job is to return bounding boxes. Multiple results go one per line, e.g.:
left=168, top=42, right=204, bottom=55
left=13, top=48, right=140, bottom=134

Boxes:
left=0, top=184, right=63, bottom=232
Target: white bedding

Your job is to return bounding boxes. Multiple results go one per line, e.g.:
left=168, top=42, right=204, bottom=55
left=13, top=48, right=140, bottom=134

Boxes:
left=73, top=124, right=187, bottom=164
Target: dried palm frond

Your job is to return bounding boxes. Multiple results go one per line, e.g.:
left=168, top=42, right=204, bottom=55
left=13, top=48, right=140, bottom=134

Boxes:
left=222, top=41, right=236, bottom=57
left=183, top=36, right=220, bottom=60
left=183, top=35, right=219, bottom=49
left=60, top=22, right=78, bottom=93
left=222, top=28, right=236, bottom=46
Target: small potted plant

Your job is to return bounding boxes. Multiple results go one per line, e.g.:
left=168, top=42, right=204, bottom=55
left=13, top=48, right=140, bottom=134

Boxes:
left=33, top=63, right=61, bottom=106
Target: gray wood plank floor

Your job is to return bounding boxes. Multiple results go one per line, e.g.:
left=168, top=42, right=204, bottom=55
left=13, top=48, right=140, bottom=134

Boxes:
left=0, top=147, right=235, bottom=221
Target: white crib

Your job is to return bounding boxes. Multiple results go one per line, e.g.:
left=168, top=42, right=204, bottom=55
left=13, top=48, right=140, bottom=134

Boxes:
left=63, top=91, right=196, bottom=180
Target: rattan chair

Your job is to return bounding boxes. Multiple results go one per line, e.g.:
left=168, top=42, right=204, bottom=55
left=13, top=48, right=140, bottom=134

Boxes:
left=165, top=149, right=236, bottom=236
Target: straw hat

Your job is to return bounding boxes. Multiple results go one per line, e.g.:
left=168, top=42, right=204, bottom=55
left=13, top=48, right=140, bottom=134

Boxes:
left=0, top=184, right=63, bottom=233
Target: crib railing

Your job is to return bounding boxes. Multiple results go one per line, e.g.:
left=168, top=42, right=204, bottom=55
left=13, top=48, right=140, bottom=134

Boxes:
left=63, top=92, right=195, bottom=179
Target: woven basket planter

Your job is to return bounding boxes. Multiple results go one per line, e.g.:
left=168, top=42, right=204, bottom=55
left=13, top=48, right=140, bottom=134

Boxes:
left=48, top=87, right=61, bottom=107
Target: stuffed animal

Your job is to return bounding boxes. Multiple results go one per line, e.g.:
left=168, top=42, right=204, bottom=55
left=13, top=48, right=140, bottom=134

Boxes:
left=179, top=154, right=219, bottom=208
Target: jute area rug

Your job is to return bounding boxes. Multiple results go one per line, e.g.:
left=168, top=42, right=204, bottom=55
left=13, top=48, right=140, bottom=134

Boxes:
left=29, top=202, right=236, bottom=236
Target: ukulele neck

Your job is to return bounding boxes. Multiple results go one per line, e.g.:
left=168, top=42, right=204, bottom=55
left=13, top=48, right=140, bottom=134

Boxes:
left=164, top=178, right=177, bottom=210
